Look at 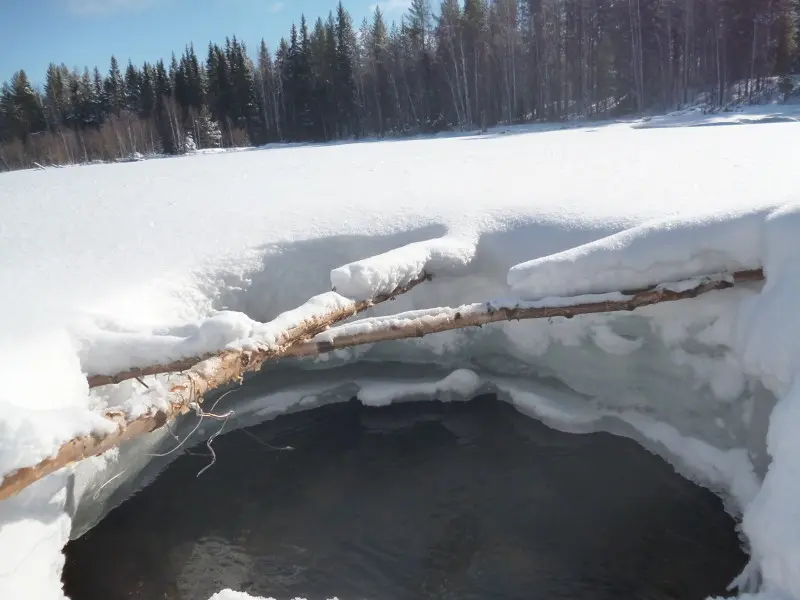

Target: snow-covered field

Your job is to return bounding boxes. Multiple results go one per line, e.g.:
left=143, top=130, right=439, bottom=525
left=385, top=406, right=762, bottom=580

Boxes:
left=2, top=105, right=800, bottom=600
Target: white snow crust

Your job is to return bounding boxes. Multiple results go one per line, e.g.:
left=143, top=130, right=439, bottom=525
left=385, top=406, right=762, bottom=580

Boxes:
left=2, top=108, right=800, bottom=600
left=208, top=590, right=338, bottom=600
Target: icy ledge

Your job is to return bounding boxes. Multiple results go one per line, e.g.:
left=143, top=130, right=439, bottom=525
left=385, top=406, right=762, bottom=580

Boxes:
left=207, top=204, right=800, bottom=600
left=510, top=205, right=800, bottom=600
left=3, top=203, right=800, bottom=599
left=74, top=204, right=800, bottom=600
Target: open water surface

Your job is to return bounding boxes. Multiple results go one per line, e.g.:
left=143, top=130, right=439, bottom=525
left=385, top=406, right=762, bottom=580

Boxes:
left=63, top=396, right=746, bottom=599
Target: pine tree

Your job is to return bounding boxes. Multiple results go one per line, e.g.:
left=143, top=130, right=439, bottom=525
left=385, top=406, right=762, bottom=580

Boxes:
left=184, top=44, right=205, bottom=110
left=406, top=0, right=439, bottom=129
left=184, top=132, right=197, bottom=152
left=154, top=59, right=171, bottom=99
left=43, top=64, right=70, bottom=129
left=9, top=70, right=45, bottom=139
left=105, top=56, right=125, bottom=115
left=139, top=63, right=156, bottom=119
left=324, top=12, right=339, bottom=137
left=124, top=61, right=141, bottom=113
left=368, top=7, right=392, bottom=136
left=92, top=67, right=106, bottom=124
left=0, top=82, right=20, bottom=141
left=153, top=59, right=177, bottom=153
left=408, top=0, right=433, bottom=52
left=309, top=17, right=332, bottom=139
left=336, top=1, right=358, bottom=137
left=255, top=40, right=278, bottom=141
left=291, top=16, right=315, bottom=138
left=206, top=44, right=232, bottom=129
left=227, top=37, right=261, bottom=143
left=276, top=37, right=291, bottom=137
left=196, top=104, right=223, bottom=147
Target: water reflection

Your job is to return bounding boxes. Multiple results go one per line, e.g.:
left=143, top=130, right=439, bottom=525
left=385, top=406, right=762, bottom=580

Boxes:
left=63, top=396, right=746, bottom=600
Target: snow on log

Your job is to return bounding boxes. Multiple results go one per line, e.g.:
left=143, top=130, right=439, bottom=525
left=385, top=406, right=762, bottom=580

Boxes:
left=0, top=268, right=762, bottom=502
left=285, top=269, right=765, bottom=359
left=0, top=273, right=432, bottom=502
left=330, top=237, right=475, bottom=299
left=86, top=273, right=432, bottom=388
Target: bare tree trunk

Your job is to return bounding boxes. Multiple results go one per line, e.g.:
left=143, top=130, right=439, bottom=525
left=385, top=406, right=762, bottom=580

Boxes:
left=715, top=12, right=723, bottom=106
left=444, top=68, right=463, bottom=125
left=460, top=37, right=472, bottom=127
left=285, top=269, right=765, bottom=360
left=272, top=74, right=283, bottom=141
left=0, top=274, right=433, bottom=501
left=683, top=0, right=692, bottom=104
left=749, top=17, right=758, bottom=102
left=390, top=73, right=403, bottom=132
left=629, top=0, right=645, bottom=112
left=666, top=0, right=674, bottom=108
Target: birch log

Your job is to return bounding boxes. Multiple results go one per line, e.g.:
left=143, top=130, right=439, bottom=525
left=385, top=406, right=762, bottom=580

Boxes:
left=87, top=273, right=432, bottom=388
left=284, top=268, right=765, bottom=358
left=0, top=273, right=432, bottom=501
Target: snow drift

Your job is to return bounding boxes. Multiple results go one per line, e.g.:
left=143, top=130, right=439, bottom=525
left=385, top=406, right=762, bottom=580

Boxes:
left=1, top=108, right=800, bottom=600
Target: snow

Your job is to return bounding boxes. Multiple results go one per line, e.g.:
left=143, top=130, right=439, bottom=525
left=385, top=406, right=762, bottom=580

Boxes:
left=330, top=236, right=475, bottom=298
left=80, top=291, right=357, bottom=378
left=2, top=109, right=800, bottom=599
left=356, top=368, right=483, bottom=406
left=208, top=591, right=339, bottom=600
left=507, top=208, right=766, bottom=299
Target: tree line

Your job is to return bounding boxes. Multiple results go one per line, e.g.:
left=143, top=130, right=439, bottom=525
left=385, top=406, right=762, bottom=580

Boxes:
left=1, top=0, right=797, bottom=171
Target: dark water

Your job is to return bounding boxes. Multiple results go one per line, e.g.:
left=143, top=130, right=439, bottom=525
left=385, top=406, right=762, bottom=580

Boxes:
left=63, top=396, right=746, bottom=600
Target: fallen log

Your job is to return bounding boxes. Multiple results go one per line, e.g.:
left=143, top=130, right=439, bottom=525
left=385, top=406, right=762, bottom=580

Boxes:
left=0, top=273, right=432, bottom=502
left=86, top=273, right=432, bottom=388
left=0, top=268, right=763, bottom=502
left=284, top=268, right=765, bottom=359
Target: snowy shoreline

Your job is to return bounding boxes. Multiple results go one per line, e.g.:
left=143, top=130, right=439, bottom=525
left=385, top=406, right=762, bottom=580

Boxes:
left=2, top=108, right=800, bottom=600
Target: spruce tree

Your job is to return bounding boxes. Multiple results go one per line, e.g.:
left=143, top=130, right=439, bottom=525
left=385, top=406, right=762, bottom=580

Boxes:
left=293, top=16, right=315, bottom=138
left=408, top=0, right=433, bottom=52
left=105, top=56, right=125, bottom=115
left=276, top=37, right=292, bottom=137
left=8, top=70, right=46, bottom=140
left=324, top=13, right=339, bottom=137
left=0, top=82, right=20, bottom=140
left=184, top=44, right=205, bottom=110
left=44, top=64, right=69, bottom=129
left=336, top=1, right=358, bottom=137
left=369, top=7, right=392, bottom=137
left=255, top=40, right=275, bottom=140
left=124, top=60, right=141, bottom=113
left=92, top=67, right=106, bottom=125
left=139, top=63, right=156, bottom=119
left=154, top=59, right=176, bottom=153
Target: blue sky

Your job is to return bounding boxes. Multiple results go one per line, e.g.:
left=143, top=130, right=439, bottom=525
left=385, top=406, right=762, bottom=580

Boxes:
left=1, top=0, right=412, bottom=85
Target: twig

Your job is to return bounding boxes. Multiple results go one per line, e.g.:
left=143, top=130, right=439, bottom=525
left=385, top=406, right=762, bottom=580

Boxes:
left=195, top=413, right=231, bottom=479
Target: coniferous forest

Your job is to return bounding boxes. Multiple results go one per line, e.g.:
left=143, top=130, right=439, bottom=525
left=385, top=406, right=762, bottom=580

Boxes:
left=1, top=0, right=797, bottom=171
